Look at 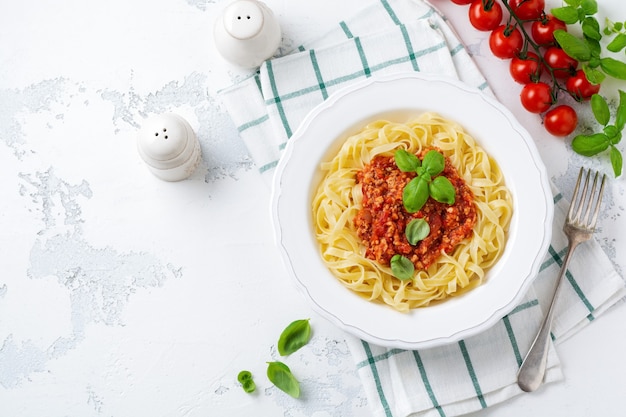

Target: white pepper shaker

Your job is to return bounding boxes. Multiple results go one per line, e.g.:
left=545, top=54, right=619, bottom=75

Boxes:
left=136, top=113, right=202, bottom=181
left=213, top=0, right=282, bottom=68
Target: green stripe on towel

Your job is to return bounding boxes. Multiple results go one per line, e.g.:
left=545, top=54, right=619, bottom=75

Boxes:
left=353, top=37, right=372, bottom=77
left=459, top=340, right=487, bottom=409
left=362, top=340, right=394, bottom=417
left=266, top=60, right=293, bottom=138
left=309, top=49, right=329, bottom=100
left=412, top=350, right=446, bottom=417
left=502, top=316, right=523, bottom=367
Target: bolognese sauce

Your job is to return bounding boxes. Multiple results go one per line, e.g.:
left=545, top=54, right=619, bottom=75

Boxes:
left=354, top=151, right=477, bottom=271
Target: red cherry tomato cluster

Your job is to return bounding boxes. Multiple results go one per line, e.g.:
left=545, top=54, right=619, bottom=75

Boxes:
left=452, top=0, right=602, bottom=137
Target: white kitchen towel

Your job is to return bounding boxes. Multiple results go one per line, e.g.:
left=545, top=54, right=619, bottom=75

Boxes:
left=219, top=0, right=626, bottom=416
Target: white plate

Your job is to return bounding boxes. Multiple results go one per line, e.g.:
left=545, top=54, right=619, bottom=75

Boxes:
left=270, top=72, right=553, bottom=350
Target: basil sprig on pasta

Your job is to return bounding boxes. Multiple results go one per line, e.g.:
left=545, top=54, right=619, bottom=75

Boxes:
left=394, top=149, right=456, bottom=213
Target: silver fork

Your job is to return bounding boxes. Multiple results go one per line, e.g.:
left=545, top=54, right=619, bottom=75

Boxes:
left=517, top=167, right=607, bottom=393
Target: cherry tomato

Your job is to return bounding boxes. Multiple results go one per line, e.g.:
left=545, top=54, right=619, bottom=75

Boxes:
left=544, top=105, right=578, bottom=136
left=510, top=52, right=542, bottom=84
left=520, top=82, right=553, bottom=113
left=543, top=46, right=578, bottom=78
left=489, top=25, right=523, bottom=59
left=531, top=14, right=567, bottom=46
left=566, top=69, right=601, bottom=101
left=450, top=0, right=473, bottom=4
left=469, top=0, right=503, bottom=32
left=509, top=0, right=545, bottom=20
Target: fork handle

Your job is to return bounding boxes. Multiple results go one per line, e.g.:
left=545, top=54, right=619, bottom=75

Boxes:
left=516, top=240, right=580, bottom=392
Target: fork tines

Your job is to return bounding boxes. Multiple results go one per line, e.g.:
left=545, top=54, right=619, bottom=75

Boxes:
left=568, top=167, right=607, bottom=229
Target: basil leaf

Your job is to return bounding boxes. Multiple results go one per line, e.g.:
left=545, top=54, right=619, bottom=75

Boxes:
left=267, top=361, right=300, bottom=398
left=554, top=30, right=591, bottom=61
left=616, top=90, right=626, bottom=131
left=390, top=254, right=414, bottom=281
left=417, top=168, right=431, bottom=183
left=421, top=150, right=445, bottom=176
left=395, top=149, right=420, bottom=172
left=591, top=94, right=610, bottom=125
left=237, top=370, right=256, bottom=393
left=600, top=57, right=626, bottom=80
left=588, top=56, right=601, bottom=69
left=429, top=176, right=456, bottom=205
left=277, top=319, right=311, bottom=356
left=571, top=133, right=610, bottom=156
left=242, top=380, right=256, bottom=393
left=582, top=17, right=602, bottom=41
left=238, top=370, right=253, bottom=382
left=403, top=177, right=429, bottom=213
left=583, top=64, right=605, bottom=84
left=585, top=37, right=601, bottom=58
left=610, top=146, right=623, bottom=177
left=405, top=218, right=430, bottom=245
left=552, top=6, right=580, bottom=24
left=604, top=125, right=619, bottom=139
left=581, top=0, right=598, bottom=15
left=609, top=131, right=622, bottom=145
left=607, top=33, right=626, bottom=53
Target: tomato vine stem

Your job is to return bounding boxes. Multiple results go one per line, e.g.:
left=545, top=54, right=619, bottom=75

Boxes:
left=500, top=0, right=568, bottom=103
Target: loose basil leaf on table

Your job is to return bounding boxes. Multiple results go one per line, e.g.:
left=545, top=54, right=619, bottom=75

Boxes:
left=616, top=90, right=626, bottom=130
left=277, top=319, right=311, bottom=356
left=267, top=361, right=300, bottom=398
left=390, top=254, right=414, bottom=281
left=551, top=6, right=580, bottom=25
left=581, top=16, right=602, bottom=41
left=607, top=33, right=626, bottom=53
left=580, top=0, right=598, bottom=15
left=405, top=218, right=430, bottom=245
left=571, top=133, right=609, bottom=156
left=604, top=125, right=620, bottom=141
left=600, top=57, right=626, bottom=80
left=582, top=64, right=605, bottom=84
left=237, top=370, right=256, bottom=393
left=591, top=93, right=610, bottom=125
left=611, top=147, right=623, bottom=176
left=554, top=29, right=592, bottom=61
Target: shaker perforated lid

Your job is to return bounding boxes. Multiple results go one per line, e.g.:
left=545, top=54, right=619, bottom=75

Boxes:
left=136, top=113, right=201, bottom=181
left=213, top=0, right=281, bottom=68
left=222, top=0, right=265, bottom=40
left=137, top=114, right=189, bottom=162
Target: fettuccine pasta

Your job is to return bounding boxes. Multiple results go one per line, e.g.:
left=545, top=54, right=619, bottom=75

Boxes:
left=312, top=112, right=513, bottom=312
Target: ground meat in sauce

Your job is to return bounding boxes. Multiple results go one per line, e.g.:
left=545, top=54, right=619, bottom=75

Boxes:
left=353, top=151, right=477, bottom=271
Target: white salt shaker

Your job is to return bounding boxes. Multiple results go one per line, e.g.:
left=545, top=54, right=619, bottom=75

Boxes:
left=213, top=0, right=282, bottom=68
left=136, top=113, right=202, bottom=181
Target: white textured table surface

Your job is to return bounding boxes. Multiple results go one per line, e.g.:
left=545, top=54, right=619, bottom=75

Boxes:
left=1, top=1, right=624, bottom=416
